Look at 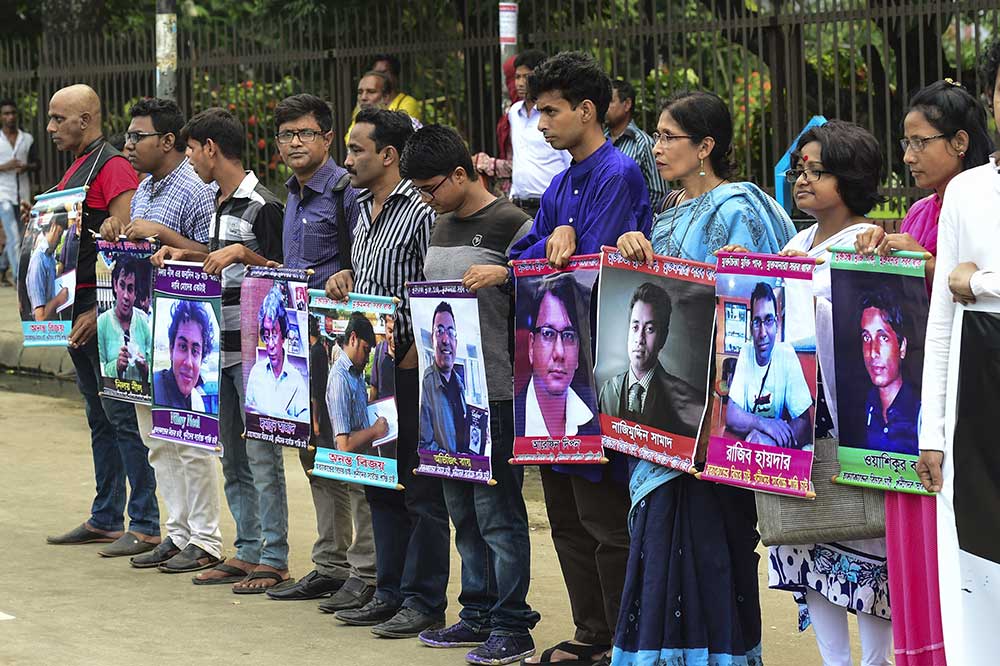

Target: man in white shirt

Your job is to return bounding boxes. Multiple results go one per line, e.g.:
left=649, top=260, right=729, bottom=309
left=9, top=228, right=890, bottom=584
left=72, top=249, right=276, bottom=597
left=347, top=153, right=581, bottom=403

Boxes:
left=0, top=98, right=38, bottom=286
left=246, top=286, right=309, bottom=422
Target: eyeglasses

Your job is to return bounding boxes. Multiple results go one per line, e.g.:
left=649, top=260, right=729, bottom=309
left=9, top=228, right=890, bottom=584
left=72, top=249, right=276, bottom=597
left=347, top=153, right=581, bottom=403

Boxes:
left=784, top=167, right=831, bottom=184
left=532, top=326, right=579, bottom=346
left=651, top=132, right=693, bottom=146
left=261, top=330, right=283, bottom=343
left=751, top=315, right=777, bottom=330
left=899, top=134, right=947, bottom=153
left=415, top=174, right=453, bottom=201
left=275, top=129, right=324, bottom=144
left=434, top=325, right=456, bottom=339
left=124, top=131, right=164, bottom=145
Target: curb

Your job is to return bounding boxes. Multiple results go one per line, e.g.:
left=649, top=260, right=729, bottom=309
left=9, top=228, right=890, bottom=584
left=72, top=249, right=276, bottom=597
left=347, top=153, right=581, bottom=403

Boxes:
left=0, top=331, right=75, bottom=379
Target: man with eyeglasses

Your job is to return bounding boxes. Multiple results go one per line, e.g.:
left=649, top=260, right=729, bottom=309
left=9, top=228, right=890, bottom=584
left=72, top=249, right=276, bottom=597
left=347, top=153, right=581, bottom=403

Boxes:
left=418, top=302, right=470, bottom=455
left=245, top=286, right=309, bottom=421
left=598, top=281, right=704, bottom=438
left=726, top=281, right=812, bottom=449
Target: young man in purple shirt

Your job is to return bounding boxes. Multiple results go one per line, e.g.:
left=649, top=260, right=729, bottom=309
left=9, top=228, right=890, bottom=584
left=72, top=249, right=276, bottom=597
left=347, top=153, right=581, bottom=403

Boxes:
left=508, top=51, right=650, bottom=666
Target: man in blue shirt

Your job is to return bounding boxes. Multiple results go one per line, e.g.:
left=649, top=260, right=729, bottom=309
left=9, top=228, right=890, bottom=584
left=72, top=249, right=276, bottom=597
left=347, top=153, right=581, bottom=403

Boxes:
left=508, top=51, right=645, bottom=666
left=25, top=218, right=67, bottom=320
left=329, top=312, right=388, bottom=450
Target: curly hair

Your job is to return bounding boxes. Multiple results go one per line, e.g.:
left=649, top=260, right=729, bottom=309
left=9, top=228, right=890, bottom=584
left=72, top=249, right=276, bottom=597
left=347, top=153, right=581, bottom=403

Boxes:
left=168, top=300, right=214, bottom=360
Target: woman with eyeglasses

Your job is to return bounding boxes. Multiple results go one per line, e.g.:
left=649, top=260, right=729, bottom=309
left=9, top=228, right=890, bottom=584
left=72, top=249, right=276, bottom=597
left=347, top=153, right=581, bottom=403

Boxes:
left=612, top=91, right=794, bottom=666
left=854, top=79, right=993, bottom=666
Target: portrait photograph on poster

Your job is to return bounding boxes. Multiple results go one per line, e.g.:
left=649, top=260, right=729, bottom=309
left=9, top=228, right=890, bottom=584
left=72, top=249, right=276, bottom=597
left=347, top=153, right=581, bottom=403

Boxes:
left=240, top=267, right=312, bottom=450
left=95, top=239, right=156, bottom=404
left=511, top=255, right=604, bottom=464
left=409, top=280, right=492, bottom=484
left=17, top=187, right=84, bottom=346
left=149, top=261, right=222, bottom=452
left=700, top=252, right=818, bottom=497
left=830, top=247, right=930, bottom=494
left=594, top=248, right=715, bottom=472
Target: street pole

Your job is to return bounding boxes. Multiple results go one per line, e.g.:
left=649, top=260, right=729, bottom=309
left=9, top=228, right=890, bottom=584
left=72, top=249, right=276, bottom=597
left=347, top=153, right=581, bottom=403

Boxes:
left=499, top=2, right=518, bottom=108
left=155, top=0, right=178, bottom=101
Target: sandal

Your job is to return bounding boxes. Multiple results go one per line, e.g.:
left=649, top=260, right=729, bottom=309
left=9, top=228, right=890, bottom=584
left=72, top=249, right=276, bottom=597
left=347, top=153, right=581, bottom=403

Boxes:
left=232, top=570, right=295, bottom=595
left=192, top=562, right=253, bottom=586
left=524, top=641, right=612, bottom=666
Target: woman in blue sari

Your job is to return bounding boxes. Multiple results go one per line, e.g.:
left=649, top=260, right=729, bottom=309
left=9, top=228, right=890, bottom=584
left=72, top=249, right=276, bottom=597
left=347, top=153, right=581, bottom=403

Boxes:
left=613, top=91, right=795, bottom=666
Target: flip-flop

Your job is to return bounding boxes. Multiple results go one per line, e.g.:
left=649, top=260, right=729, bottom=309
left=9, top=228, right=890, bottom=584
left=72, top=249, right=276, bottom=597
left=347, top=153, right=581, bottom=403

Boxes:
left=192, top=562, right=254, bottom=586
left=232, top=570, right=295, bottom=595
left=523, top=641, right=612, bottom=666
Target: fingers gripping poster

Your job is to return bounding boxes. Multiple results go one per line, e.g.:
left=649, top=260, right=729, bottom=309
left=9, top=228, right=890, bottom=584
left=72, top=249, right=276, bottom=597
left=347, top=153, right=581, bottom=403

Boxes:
left=408, top=280, right=493, bottom=484
left=149, top=261, right=222, bottom=452
left=830, top=248, right=931, bottom=495
left=594, top=248, right=715, bottom=472
left=240, top=267, right=312, bottom=449
left=511, top=255, right=604, bottom=464
left=309, top=290, right=401, bottom=490
left=96, top=239, right=157, bottom=404
left=700, top=252, right=818, bottom=497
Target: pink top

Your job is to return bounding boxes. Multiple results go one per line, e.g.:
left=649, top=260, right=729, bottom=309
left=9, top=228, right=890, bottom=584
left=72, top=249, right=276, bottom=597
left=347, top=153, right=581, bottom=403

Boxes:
left=899, top=193, right=941, bottom=256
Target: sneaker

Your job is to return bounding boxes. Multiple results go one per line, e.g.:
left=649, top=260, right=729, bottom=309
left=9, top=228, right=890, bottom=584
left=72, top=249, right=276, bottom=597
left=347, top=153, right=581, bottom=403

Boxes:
left=465, top=633, right=536, bottom=665
left=419, top=621, right=492, bottom=648
left=334, top=597, right=400, bottom=626
left=371, top=606, right=445, bottom=639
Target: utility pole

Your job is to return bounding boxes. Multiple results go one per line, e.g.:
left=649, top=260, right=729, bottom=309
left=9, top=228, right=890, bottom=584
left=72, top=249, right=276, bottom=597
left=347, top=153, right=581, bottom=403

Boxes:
left=155, top=0, right=178, bottom=101
left=499, top=2, right=518, bottom=107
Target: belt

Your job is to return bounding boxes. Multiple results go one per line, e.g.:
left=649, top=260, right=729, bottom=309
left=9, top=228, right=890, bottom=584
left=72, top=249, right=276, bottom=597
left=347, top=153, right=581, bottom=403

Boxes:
left=512, top=197, right=541, bottom=208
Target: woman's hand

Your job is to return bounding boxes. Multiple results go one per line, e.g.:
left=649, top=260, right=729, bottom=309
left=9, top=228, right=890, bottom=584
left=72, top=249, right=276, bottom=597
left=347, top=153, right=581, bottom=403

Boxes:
left=717, top=244, right=750, bottom=254
left=617, top=231, right=654, bottom=265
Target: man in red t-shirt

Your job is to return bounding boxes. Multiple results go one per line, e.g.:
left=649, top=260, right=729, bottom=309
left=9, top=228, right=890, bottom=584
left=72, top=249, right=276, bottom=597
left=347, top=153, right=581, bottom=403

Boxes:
left=42, top=85, right=162, bottom=558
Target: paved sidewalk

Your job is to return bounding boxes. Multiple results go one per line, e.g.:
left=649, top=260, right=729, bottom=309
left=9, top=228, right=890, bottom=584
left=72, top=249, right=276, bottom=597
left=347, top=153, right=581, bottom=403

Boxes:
left=0, top=288, right=74, bottom=378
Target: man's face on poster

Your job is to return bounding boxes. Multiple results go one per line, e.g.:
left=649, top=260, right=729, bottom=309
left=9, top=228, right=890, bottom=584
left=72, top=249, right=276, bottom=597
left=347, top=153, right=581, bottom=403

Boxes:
left=628, top=299, right=663, bottom=375
left=432, top=309, right=456, bottom=374
left=861, top=306, right=906, bottom=389
left=171, top=319, right=204, bottom=398
left=528, top=291, right=580, bottom=398
left=113, top=270, right=137, bottom=321
left=261, top=315, right=285, bottom=368
left=751, top=295, right=777, bottom=366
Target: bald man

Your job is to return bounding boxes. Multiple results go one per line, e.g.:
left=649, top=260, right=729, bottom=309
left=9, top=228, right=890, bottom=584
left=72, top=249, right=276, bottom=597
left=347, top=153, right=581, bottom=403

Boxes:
left=43, top=85, right=161, bottom=558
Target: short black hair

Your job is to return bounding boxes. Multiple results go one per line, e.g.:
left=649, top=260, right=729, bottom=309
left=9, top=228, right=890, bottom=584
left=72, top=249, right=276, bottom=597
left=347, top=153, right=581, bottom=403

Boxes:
left=168, top=300, right=214, bottom=359
left=345, top=311, right=376, bottom=347
left=662, top=91, right=735, bottom=180
left=513, top=49, right=547, bottom=72
left=979, top=39, right=1000, bottom=102
left=527, top=51, right=613, bottom=123
left=258, top=287, right=289, bottom=339
left=354, top=107, right=413, bottom=154
left=432, top=301, right=455, bottom=327
left=372, top=54, right=401, bottom=77
left=308, top=314, right=320, bottom=339
left=858, top=284, right=907, bottom=345
left=612, top=79, right=636, bottom=110
left=111, top=254, right=143, bottom=293
left=533, top=272, right=581, bottom=334
left=906, top=80, right=994, bottom=171
left=750, top=281, right=778, bottom=316
left=180, top=108, right=243, bottom=160
left=399, top=124, right=477, bottom=182
left=130, top=98, right=186, bottom=153
left=793, top=120, right=885, bottom=216
left=274, top=94, right=333, bottom=133
left=0, top=98, right=16, bottom=110
left=628, top=281, right=672, bottom=351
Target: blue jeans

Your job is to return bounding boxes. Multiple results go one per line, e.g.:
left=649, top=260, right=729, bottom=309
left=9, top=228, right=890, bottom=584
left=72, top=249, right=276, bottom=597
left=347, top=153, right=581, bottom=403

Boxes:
left=69, top=333, right=159, bottom=535
left=218, top=363, right=289, bottom=568
left=443, top=400, right=539, bottom=636
left=0, top=200, right=19, bottom=277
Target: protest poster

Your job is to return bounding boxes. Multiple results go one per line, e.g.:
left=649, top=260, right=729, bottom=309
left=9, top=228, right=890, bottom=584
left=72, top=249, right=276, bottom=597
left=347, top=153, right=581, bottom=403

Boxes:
left=830, top=247, right=931, bottom=495
left=308, top=290, right=401, bottom=490
left=240, top=267, right=311, bottom=450
left=149, top=260, right=222, bottom=453
left=17, top=187, right=84, bottom=346
left=408, top=280, right=492, bottom=484
left=594, top=247, right=715, bottom=472
left=700, top=252, right=818, bottom=497
left=95, top=239, right=157, bottom=403
left=511, top=254, right=603, bottom=464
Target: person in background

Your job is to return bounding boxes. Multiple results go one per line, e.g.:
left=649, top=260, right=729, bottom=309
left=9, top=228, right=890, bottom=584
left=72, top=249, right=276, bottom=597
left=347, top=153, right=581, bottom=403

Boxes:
left=605, top=79, right=667, bottom=213
left=371, top=54, right=422, bottom=121
left=472, top=54, right=519, bottom=197
left=0, top=97, right=38, bottom=286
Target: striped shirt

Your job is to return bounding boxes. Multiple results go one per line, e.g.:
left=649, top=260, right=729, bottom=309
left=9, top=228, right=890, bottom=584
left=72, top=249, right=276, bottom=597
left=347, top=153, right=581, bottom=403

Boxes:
left=351, top=178, right=433, bottom=356
left=326, top=351, right=371, bottom=438
left=130, top=157, right=215, bottom=243
left=607, top=120, right=668, bottom=213
left=208, top=170, right=284, bottom=368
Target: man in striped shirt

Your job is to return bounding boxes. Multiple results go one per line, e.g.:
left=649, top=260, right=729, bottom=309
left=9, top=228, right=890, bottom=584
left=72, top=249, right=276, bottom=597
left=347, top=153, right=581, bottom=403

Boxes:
left=324, top=108, right=449, bottom=639
left=152, top=108, right=289, bottom=593
left=605, top=79, right=668, bottom=213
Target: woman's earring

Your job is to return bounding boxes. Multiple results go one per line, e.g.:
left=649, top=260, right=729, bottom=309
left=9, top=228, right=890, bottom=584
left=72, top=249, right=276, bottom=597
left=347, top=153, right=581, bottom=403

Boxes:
left=698, top=158, right=706, bottom=177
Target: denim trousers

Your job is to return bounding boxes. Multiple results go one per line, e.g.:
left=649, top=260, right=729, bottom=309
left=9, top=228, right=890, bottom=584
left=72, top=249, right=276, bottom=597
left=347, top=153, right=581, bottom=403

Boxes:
left=0, top=200, right=19, bottom=277
left=68, top=336, right=159, bottom=535
left=444, top=400, right=540, bottom=636
left=218, top=363, right=289, bottom=568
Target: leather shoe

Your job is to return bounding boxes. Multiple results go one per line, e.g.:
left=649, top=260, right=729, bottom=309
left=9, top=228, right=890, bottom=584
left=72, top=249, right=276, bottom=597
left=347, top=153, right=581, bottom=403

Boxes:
left=371, top=606, right=445, bottom=638
left=267, top=569, right=345, bottom=600
left=131, top=537, right=181, bottom=568
left=46, top=523, right=119, bottom=545
left=334, top=596, right=400, bottom=626
left=98, top=532, right=159, bottom=558
left=318, top=576, right=375, bottom=613
left=158, top=544, right=221, bottom=573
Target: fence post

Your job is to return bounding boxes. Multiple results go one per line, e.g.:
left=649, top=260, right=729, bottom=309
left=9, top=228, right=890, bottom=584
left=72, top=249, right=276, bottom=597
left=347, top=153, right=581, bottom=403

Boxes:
left=155, top=0, right=178, bottom=100
left=499, top=2, right=518, bottom=107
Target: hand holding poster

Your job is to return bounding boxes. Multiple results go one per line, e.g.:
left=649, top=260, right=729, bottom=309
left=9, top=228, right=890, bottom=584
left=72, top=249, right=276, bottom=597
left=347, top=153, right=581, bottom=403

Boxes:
left=240, top=267, right=312, bottom=449
left=408, top=281, right=492, bottom=484
left=96, top=239, right=157, bottom=403
left=17, top=187, right=85, bottom=346
left=511, top=255, right=603, bottom=464
left=309, top=290, right=401, bottom=490
left=830, top=247, right=931, bottom=494
left=700, top=252, right=818, bottom=497
left=149, top=260, right=222, bottom=452
left=594, top=248, right=715, bottom=472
